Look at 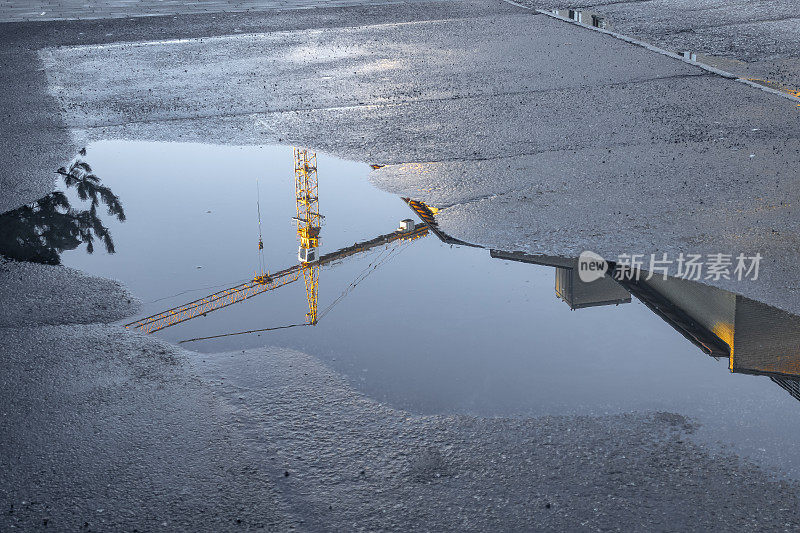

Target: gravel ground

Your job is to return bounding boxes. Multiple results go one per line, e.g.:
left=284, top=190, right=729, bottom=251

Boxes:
left=4, top=0, right=800, bottom=529
left=0, top=259, right=139, bottom=327
left=524, top=0, right=800, bottom=63
left=0, top=324, right=293, bottom=531
left=5, top=328, right=800, bottom=531
left=195, top=347, right=800, bottom=531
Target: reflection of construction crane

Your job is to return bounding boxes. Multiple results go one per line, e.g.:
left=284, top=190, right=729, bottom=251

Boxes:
left=294, top=148, right=322, bottom=325
left=125, top=150, right=431, bottom=335
left=126, top=269, right=299, bottom=334
left=403, top=198, right=480, bottom=247
left=125, top=223, right=427, bottom=334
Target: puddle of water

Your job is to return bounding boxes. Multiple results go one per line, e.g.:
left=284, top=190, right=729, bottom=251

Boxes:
left=9, top=140, right=800, bottom=478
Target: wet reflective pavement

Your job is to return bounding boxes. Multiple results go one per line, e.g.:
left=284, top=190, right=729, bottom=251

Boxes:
left=11, top=141, right=800, bottom=478
left=538, top=2, right=800, bottom=89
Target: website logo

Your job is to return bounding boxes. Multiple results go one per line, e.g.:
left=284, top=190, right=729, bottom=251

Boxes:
left=578, top=251, right=608, bottom=282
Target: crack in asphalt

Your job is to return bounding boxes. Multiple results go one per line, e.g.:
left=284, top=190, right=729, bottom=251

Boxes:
left=51, top=13, right=539, bottom=51
left=586, top=0, right=654, bottom=7
left=647, top=15, right=800, bottom=35
left=74, top=71, right=713, bottom=131
left=378, top=136, right=715, bottom=175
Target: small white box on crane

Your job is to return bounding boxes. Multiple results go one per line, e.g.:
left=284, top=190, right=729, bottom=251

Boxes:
left=397, top=219, right=415, bottom=233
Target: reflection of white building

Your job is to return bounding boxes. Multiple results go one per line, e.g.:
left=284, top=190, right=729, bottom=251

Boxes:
left=489, top=251, right=631, bottom=310
left=723, top=296, right=800, bottom=378
left=552, top=9, right=608, bottom=29
left=628, top=274, right=734, bottom=358
left=490, top=248, right=800, bottom=403
left=625, top=274, right=800, bottom=402
left=631, top=274, right=800, bottom=378
left=554, top=266, right=631, bottom=309
left=413, top=190, right=800, bottom=402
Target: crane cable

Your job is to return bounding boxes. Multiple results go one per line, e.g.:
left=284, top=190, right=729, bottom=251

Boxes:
left=147, top=181, right=267, bottom=308
left=138, top=181, right=270, bottom=309
left=179, top=323, right=309, bottom=344
left=178, top=237, right=413, bottom=344
left=316, top=237, right=411, bottom=322
left=256, top=179, right=266, bottom=276
left=144, top=277, right=251, bottom=305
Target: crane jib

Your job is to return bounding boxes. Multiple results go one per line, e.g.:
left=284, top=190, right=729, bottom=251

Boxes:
left=124, top=224, right=429, bottom=334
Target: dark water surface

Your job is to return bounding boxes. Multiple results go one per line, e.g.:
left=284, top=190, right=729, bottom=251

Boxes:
left=57, top=141, right=800, bottom=478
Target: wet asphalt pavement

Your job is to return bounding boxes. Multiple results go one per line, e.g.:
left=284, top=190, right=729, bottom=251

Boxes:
left=19, top=0, right=800, bottom=315
left=529, top=0, right=800, bottom=66
left=3, top=0, right=800, bottom=530
left=523, top=0, right=800, bottom=93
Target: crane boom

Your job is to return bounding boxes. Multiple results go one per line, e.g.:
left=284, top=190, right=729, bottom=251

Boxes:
left=125, top=268, right=301, bottom=334
left=125, top=223, right=429, bottom=334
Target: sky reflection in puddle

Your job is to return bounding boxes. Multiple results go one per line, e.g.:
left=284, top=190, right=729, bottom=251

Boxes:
left=48, top=140, right=800, bottom=478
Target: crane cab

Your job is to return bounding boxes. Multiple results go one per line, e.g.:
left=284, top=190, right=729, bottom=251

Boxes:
left=298, top=246, right=319, bottom=263
left=397, top=219, right=416, bottom=233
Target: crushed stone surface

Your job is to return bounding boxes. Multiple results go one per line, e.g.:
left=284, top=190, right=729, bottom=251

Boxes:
left=193, top=347, right=800, bottom=531
left=0, top=325, right=292, bottom=531
left=0, top=258, right=140, bottom=327
left=525, top=0, right=800, bottom=65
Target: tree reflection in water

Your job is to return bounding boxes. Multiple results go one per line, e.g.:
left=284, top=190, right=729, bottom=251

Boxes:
left=0, top=159, right=125, bottom=265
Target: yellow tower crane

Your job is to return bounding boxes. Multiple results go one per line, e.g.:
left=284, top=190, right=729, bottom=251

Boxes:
left=293, top=148, right=322, bottom=325
left=124, top=149, right=431, bottom=336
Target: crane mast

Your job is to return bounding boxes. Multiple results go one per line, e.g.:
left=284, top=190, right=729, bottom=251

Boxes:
left=294, top=148, right=322, bottom=325
left=294, top=149, right=321, bottom=255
